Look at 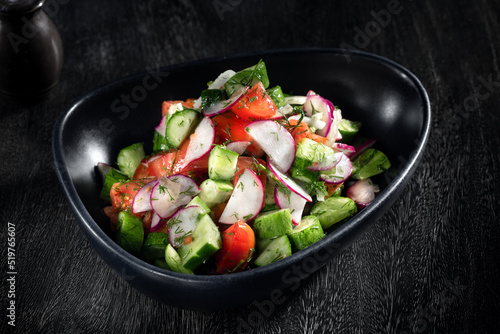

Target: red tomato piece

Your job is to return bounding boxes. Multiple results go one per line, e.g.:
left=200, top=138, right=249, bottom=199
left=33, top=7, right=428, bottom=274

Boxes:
left=230, top=82, right=277, bottom=120
left=109, top=179, right=146, bottom=213
left=148, top=151, right=177, bottom=178
left=212, top=111, right=264, bottom=157
left=161, top=99, right=196, bottom=117
left=133, top=160, right=150, bottom=179
left=285, top=119, right=327, bottom=145
left=172, top=137, right=210, bottom=176
left=232, top=156, right=266, bottom=188
left=216, top=221, right=256, bottom=274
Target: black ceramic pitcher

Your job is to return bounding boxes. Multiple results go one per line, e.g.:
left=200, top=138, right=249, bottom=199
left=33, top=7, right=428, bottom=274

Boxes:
left=0, top=0, right=63, bottom=102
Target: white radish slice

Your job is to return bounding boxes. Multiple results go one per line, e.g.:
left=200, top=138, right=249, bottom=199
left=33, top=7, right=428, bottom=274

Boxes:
left=168, top=206, right=204, bottom=248
left=319, top=152, right=353, bottom=184
left=274, top=187, right=307, bottom=226
left=202, top=86, right=248, bottom=117
left=333, top=143, right=355, bottom=155
left=155, top=115, right=167, bottom=136
left=193, top=70, right=237, bottom=108
left=219, top=169, right=264, bottom=225
left=346, top=178, right=380, bottom=209
left=303, top=93, right=332, bottom=137
left=245, top=120, right=296, bottom=173
left=150, top=212, right=164, bottom=232
left=132, top=180, right=158, bottom=213
left=178, top=117, right=215, bottom=171
left=226, top=141, right=251, bottom=155
left=326, top=106, right=343, bottom=145
left=150, top=174, right=200, bottom=218
left=306, top=154, right=340, bottom=171
left=284, top=96, right=307, bottom=105
left=268, top=162, right=312, bottom=202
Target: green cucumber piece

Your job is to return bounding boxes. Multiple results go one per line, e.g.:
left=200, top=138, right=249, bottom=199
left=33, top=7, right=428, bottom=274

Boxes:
left=165, top=108, right=201, bottom=148
left=99, top=167, right=128, bottom=201
left=186, top=196, right=211, bottom=215
left=310, top=196, right=358, bottom=230
left=290, top=158, right=319, bottom=183
left=338, top=119, right=362, bottom=144
left=253, top=209, right=293, bottom=239
left=116, top=143, right=145, bottom=178
left=288, top=216, right=325, bottom=251
left=153, top=130, right=170, bottom=152
left=201, top=89, right=226, bottom=109
left=351, top=148, right=391, bottom=180
left=254, top=235, right=292, bottom=267
left=198, top=179, right=234, bottom=208
left=267, top=85, right=286, bottom=108
left=178, top=214, right=222, bottom=271
left=116, top=211, right=144, bottom=257
left=141, top=232, right=170, bottom=262
left=153, top=259, right=171, bottom=270
left=224, top=60, right=270, bottom=97
left=165, top=244, right=194, bottom=275
left=296, top=138, right=336, bottom=166
left=208, top=145, right=239, bottom=181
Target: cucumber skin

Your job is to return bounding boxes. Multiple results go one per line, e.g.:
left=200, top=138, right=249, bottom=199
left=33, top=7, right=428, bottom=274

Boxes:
left=351, top=148, right=391, bottom=180
left=99, top=167, right=128, bottom=201
left=254, top=235, right=292, bottom=267
left=199, top=179, right=233, bottom=208
left=116, top=211, right=145, bottom=257
left=310, top=197, right=358, bottom=230
left=267, top=85, right=286, bottom=108
left=116, top=143, right=145, bottom=179
left=224, top=60, right=270, bottom=97
left=253, top=209, right=293, bottom=239
left=208, top=145, right=239, bottom=181
left=165, top=244, right=193, bottom=275
left=141, top=232, right=170, bottom=262
left=288, top=216, right=325, bottom=252
left=165, top=109, right=201, bottom=149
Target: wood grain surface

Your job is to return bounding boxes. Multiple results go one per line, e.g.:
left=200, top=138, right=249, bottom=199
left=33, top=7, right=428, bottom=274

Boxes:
left=1, top=0, right=499, bottom=333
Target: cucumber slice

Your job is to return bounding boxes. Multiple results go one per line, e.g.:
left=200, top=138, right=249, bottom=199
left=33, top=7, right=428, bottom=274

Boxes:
left=296, top=138, right=336, bottom=167
left=338, top=118, right=362, bottom=144
left=116, top=143, right=145, bottom=178
left=99, top=167, right=128, bottom=201
left=153, top=258, right=171, bottom=270
left=178, top=214, right=222, bottom=271
left=165, top=244, right=194, bottom=275
left=351, top=148, right=391, bottom=180
left=254, top=235, right=292, bottom=267
left=267, top=85, right=286, bottom=108
left=141, top=232, right=170, bottom=261
left=153, top=130, right=170, bottom=152
left=288, top=215, right=325, bottom=251
left=208, top=145, right=239, bottom=181
left=198, top=179, right=234, bottom=208
left=165, top=108, right=201, bottom=148
left=224, top=60, right=270, bottom=97
left=186, top=196, right=211, bottom=215
left=290, top=158, right=319, bottom=183
left=253, top=208, right=293, bottom=239
left=116, top=211, right=144, bottom=257
left=310, top=196, right=358, bottom=230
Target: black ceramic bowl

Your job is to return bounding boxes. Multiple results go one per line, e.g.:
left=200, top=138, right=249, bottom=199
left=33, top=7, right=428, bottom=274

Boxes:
left=52, top=49, right=431, bottom=311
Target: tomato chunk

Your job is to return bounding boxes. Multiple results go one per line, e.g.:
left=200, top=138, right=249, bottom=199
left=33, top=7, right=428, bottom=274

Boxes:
left=230, top=82, right=277, bottom=121
left=148, top=151, right=177, bottom=178
left=233, top=156, right=266, bottom=188
left=212, top=111, right=264, bottom=157
left=216, top=221, right=255, bottom=274
left=110, top=179, right=146, bottom=212
left=161, top=99, right=196, bottom=117
left=285, top=119, right=327, bottom=145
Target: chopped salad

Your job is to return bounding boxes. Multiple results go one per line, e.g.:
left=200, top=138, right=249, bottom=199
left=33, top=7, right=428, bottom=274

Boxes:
left=98, top=60, right=391, bottom=275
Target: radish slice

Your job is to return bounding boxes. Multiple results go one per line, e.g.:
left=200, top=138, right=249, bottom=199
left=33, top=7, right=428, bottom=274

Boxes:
left=284, top=96, right=307, bottom=105
left=303, top=93, right=332, bottom=137
left=168, top=206, right=204, bottom=248
left=326, top=106, right=343, bottom=145
left=155, top=115, right=167, bottom=136
left=202, top=86, right=248, bottom=117
left=179, top=117, right=215, bottom=171
left=226, top=141, right=251, bottom=155
left=132, top=180, right=158, bottom=213
left=271, top=104, right=294, bottom=120
left=334, top=143, right=355, bottom=155
left=349, top=138, right=376, bottom=159
left=150, top=174, right=200, bottom=218
left=150, top=212, right=164, bottom=232
left=96, top=162, right=112, bottom=179
left=274, top=187, right=307, bottom=226
left=193, top=70, right=237, bottom=108
left=245, top=120, right=296, bottom=173
left=346, top=178, right=380, bottom=209
left=319, top=152, right=353, bottom=184
left=306, top=153, right=340, bottom=171
left=268, top=162, right=312, bottom=202
left=219, top=169, right=264, bottom=225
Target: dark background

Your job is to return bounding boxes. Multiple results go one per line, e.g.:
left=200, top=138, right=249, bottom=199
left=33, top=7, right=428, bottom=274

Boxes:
left=1, top=0, right=499, bottom=333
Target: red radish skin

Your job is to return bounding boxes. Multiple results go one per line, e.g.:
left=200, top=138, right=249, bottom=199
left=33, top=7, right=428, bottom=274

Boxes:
left=179, top=117, right=215, bottom=171
left=274, top=187, right=307, bottom=226
left=346, top=178, right=380, bottom=209
left=268, top=161, right=312, bottom=202
left=202, top=86, right=248, bottom=117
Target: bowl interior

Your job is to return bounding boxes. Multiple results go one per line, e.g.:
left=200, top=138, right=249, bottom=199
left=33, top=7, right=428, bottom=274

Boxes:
left=53, top=49, right=430, bottom=310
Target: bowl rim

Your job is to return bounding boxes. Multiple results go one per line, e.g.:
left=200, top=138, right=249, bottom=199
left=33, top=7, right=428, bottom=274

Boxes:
left=52, top=47, right=431, bottom=284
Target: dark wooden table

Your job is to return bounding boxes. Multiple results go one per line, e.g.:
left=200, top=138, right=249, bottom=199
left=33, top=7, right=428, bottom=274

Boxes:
left=1, top=0, right=499, bottom=333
